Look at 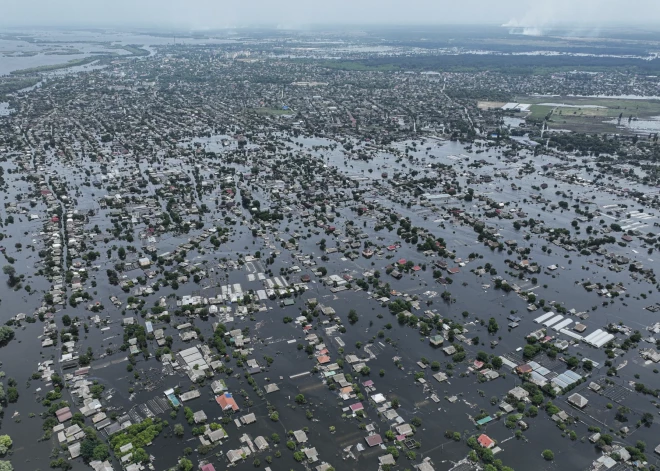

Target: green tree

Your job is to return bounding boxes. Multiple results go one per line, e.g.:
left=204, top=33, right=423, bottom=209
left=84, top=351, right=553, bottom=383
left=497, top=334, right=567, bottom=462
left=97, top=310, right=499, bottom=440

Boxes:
left=92, top=444, right=109, bottom=461
left=2, top=265, right=17, bottom=287
left=0, top=327, right=14, bottom=347
left=487, top=318, right=499, bottom=334
left=566, top=357, right=579, bottom=368
left=542, top=449, right=554, bottom=461
left=6, top=388, right=18, bottom=403
left=174, top=424, right=184, bottom=437
left=178, top=458, right=193, bottom=471
left=131, top=448, right=149, bottom=463
left=0, top=436, right=11, bottom=455
left=386, top=446, right=399, bottom=459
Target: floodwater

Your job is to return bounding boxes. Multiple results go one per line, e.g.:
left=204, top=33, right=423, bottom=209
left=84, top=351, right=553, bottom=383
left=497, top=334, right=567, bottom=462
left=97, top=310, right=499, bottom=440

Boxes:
left=0, top=53, right=91, bottom=76
left=1, top=124, right=660, bottom=471
left=0, top=28, right=242, bottom=75
left=503, top=117, right=525, bottom=128
left=604, top=116, right=660, bottom=133
left=0, top=102, right=13, bottom=115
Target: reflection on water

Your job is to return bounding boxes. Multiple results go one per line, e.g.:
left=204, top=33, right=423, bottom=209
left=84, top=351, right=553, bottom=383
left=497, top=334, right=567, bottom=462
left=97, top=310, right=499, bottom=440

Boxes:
left=0, top=102, right=13, bottom=115
left=604, top=116, right=660, bottom=133
left=503, top=116, right=525, bottom=127
left=0, top=52, right=90, bottom=76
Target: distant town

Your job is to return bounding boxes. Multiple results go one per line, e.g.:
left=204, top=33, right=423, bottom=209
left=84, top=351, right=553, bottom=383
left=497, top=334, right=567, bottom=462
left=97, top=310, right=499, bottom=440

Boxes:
left=0, top=24, right=659, bottom=471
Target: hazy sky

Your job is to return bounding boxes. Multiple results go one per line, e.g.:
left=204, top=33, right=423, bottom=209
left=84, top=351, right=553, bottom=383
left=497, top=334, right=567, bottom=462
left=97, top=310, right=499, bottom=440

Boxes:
left=3, top=0, right=660, bottom=29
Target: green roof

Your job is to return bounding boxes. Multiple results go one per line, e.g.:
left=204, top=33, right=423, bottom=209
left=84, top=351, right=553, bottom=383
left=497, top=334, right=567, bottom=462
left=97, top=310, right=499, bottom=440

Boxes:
left=476, top=416, right=493, bottom=425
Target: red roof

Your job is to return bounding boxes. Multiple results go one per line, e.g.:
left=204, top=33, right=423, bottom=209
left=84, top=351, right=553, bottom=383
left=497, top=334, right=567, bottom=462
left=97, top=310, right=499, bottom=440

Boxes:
left=56, top=407, right=72, bottom=423
left=349, top=402, right=364, bottom=412
left=412, top=266, right=421, bottom=271
left=317, top=355, right=331, bottom=364
left=387, top=245, right=397, bottom=251
left=201, top=465, right=216, bottom=471
left=478, top=434, right=495, bottom=448
left=215, top=393, right=239, bottom=411
left=397, top=259, right=407, bottom=265
left=365, top=434, right=383, bottom=447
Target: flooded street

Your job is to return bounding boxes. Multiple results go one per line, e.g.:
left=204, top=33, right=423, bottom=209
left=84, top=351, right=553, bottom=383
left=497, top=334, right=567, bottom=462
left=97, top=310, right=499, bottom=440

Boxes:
left=1, top=25, right=660, bottom=471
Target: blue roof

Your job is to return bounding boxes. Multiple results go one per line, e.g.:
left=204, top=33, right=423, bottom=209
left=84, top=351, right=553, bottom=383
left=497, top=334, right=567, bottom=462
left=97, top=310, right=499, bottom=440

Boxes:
left=225, top=393, right=232, bottom=398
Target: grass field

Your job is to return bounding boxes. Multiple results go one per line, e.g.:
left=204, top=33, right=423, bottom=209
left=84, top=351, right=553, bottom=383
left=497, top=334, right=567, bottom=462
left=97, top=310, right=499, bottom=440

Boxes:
left=515, top=96, right=660, bottom=133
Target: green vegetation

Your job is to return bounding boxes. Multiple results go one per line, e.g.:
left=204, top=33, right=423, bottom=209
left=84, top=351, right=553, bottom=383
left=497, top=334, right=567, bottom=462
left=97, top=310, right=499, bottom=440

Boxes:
left=0, top=327, right=14, bottom=347
left=317, top=60, right=397, bottom=72
left=79, top=428, right=110, bottom=462
left=109, top=418, right=164, bottom=462
left=0, top=435, right=12, bottom=455
left=0, top=77, right=40, bottom=95
left=520, top=95, right=660, bottom=134
left=310, top=54, right=660, bottom=76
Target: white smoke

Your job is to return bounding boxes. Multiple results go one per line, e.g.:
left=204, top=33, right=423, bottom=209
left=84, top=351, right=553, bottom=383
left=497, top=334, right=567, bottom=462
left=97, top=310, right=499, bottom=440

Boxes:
left=504, top=25, right=545, bottom=36
left=501, top=0, right=616, bottom=37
